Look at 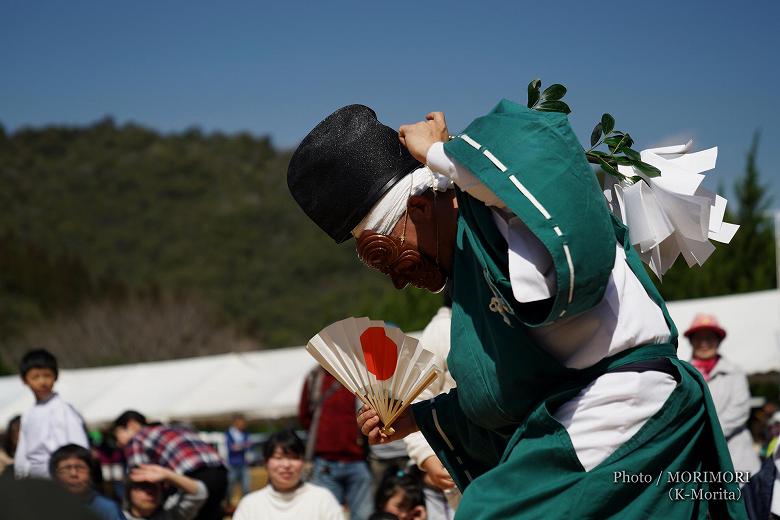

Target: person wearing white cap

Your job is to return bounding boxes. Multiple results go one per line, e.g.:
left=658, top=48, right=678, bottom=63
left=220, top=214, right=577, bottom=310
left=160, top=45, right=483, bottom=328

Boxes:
left=686, top=313, right=761, bottom=478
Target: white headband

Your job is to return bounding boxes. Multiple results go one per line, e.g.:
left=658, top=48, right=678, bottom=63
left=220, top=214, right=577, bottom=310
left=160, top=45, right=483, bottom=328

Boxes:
left=352, top=166, right=453, bottom=237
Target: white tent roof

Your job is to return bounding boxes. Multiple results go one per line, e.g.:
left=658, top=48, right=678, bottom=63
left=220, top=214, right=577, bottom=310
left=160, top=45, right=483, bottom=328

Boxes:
left=0, top=347, right=317, bottom=429
left=1, top=290, right=778, bottom=429
left=667, top=289, right=780, bottom=375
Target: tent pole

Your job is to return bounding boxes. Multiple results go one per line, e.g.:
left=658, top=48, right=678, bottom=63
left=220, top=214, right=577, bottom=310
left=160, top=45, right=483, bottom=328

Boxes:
left=775, top=211, right=780, bottom=292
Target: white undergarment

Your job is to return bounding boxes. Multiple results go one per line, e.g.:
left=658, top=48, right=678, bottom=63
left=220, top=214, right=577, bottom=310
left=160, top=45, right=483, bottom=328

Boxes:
left=552, top=370, right=677, bottom=470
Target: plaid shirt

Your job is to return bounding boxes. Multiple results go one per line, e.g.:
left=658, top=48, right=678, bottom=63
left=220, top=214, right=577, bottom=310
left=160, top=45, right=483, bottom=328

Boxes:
left=124, top=425, right=224, bottom=474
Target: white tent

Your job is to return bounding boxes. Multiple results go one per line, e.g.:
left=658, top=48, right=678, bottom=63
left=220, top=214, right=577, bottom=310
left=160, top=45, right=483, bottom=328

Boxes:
left=1, top=290, right=778, bottom=429
left=0, top=347, right=317, bottom=429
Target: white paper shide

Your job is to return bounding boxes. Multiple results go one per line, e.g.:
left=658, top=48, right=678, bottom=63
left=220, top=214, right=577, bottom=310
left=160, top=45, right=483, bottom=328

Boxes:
left=603, top=141, right=739, bottom=278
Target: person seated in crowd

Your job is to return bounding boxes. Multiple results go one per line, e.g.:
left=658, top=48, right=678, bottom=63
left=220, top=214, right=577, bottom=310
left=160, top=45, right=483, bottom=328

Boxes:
left=0, top=415, right=21, bottom=478
left=2, top=477, right=110, bottom=520
left=92, top=428, right=127, bottom=501
left=232, top=429, right=343, bottom=520
left=123, top=464, right=208, bottom=520
left=112, top=410, right=226, bottom=520
left=405, top=299, right=459, bottom=520
left=686, top=314, right=761, bottom=477
left=369, top=514, right=401, bottom=520
left=299, top=366, right=373, bottom=520
left=763, top=412, right=780, bottom=458
left=50, top=443, right=126, bottom=520
left=744, top=439, right=780, bottom=519
left=375, top=466, right=427, bottom=520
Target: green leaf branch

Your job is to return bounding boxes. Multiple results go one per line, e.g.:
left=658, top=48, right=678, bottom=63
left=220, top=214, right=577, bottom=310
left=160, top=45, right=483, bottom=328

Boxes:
left=526, top=79, right=662, bottom=185
left=527, top=79, right=571, bottom=114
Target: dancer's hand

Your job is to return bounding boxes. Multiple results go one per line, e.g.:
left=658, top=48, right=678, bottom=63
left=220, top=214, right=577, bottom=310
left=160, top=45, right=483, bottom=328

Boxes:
left=399, top=112, right=449, bottom=164
left=421, top=455, right=455, bottom=490
left=357, top=404, right=418, bottom=445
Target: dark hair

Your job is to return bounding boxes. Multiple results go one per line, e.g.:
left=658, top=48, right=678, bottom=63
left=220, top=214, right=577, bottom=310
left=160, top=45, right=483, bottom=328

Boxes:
left=2, top=415, right=21, bottom=457
left=262, top=429, right=304, bottom=461
left=49, top=444, right=93, bottom=479
left=112, top=410, right=148, bottom=431
left=368, top=513, right=400, bottom=520
left=19, top=349, right=58, bottom=379
left=124, top=475, right=164, bottom=513
left=375, top=465, right=425, bottom=513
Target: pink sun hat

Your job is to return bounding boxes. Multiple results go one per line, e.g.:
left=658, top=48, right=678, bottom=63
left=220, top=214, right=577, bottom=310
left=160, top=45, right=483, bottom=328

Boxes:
left=683, top=314, right=727, bottom=340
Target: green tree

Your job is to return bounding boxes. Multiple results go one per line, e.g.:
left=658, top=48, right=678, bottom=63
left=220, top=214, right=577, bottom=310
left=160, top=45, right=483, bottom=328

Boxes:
left=0, top=119, right=440, bottom=368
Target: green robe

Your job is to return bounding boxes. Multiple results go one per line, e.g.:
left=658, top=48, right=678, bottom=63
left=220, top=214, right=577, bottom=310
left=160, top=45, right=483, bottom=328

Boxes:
left=410, top=100, right=747, bottom=519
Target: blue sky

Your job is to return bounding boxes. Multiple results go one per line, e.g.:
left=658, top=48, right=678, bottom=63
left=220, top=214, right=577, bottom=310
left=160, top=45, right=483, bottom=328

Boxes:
left=2, top=0, right=778, bottom=206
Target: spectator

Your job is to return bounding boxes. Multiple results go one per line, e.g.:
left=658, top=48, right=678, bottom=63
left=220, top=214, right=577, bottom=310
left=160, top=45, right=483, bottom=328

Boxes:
left=374, top=466, right=427, bottom=520
left=112, top=410, right=226, bottom=520
left=225, top=413, right=252, bottom=503
left=743, top=446, right=780, bottom=519
left=1, top=415, right=21, bottom=478
left=15, top=348, right=89, bottom=479
left=753, top=402, right=780, bottom=457
left=1, top=476, right=107, bottom=520
left=403, top=301, right=459, bottom=519
left=369, top=440, right=410, bottom=492
left=300, top=366, right=373, bottom=520
left=686, top=314, right=761, bottom=477
left=233, top=429, right=342, bottom=520
left=50, top=443, right=126, bottom=520
left=764, top=412, right=780, bottom=458
left=93, top=428, right=127, bottom=500
left=123, top=464, right=208, bottom=520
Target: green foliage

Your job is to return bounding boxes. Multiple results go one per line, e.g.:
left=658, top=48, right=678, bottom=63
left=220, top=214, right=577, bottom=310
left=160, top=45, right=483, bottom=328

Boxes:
left=657, top=131, right=776, bottom=299
left=586, top=114, right=661, bottom=183
left=526, top=79, right=571, bottom=114
left=526, top=79, right=659, bottom=182
left=0, top=120, right=440, bottom=366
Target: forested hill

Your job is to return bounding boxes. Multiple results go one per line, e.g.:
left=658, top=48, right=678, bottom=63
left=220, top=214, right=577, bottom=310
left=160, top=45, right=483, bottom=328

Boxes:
left=0, top=120, right=440, bottom=370
left=0, top=121, right=773, bottom=371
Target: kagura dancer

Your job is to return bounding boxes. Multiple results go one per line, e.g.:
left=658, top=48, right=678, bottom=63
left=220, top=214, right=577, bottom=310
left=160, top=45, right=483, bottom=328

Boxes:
left=287, top=86, right=745, bottom=519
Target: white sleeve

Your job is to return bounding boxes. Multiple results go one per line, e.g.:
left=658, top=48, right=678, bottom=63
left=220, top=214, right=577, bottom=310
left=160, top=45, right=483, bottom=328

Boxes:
left=426, top=142, right=506, bottom=208
left=168, top=480, right=208, bottom=520
left=324, top=500, right=345, bottom=520
left=14, top=415, right=30, bottom=478
left=61, top=402, right=89, bottom=449
left=427, top=142, right=556, bottom=303
left=232, top=501, right=249, bottom=520
left=492, top=212, right=556, bottom=303
left=319, top=487, right=346, bottom=520
left=718, top=373, right=752, bottom=439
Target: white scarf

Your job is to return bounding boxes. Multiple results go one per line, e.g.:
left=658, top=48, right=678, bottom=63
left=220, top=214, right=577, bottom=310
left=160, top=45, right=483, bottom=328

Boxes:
left=351, top=166, right=452, bottom=237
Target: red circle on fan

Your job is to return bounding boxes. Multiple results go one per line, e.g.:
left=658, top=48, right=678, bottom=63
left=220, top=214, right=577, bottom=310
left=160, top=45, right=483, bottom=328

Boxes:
left=360, top=327, right=398, bottom=381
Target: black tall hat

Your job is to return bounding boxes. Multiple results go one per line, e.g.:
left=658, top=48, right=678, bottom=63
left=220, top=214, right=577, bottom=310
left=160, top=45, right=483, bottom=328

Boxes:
left=287, top=105, right=421, bottom=243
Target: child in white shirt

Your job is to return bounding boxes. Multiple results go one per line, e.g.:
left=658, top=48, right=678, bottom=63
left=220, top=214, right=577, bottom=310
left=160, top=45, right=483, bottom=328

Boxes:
left=14, top=348, right=89, bottom=479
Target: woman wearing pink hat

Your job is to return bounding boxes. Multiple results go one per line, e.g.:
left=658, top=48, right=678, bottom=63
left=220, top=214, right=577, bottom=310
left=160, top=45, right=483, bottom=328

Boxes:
left=687, top=314, right=761, bottom=478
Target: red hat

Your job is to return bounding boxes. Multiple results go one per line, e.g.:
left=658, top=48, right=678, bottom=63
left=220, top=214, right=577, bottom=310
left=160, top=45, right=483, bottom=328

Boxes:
left=684, top=314, right=726, bottom=340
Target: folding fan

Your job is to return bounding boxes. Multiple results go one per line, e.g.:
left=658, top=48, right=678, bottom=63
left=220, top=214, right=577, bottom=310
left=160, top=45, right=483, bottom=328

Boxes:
left=306, top=317, right=442, bottom=435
